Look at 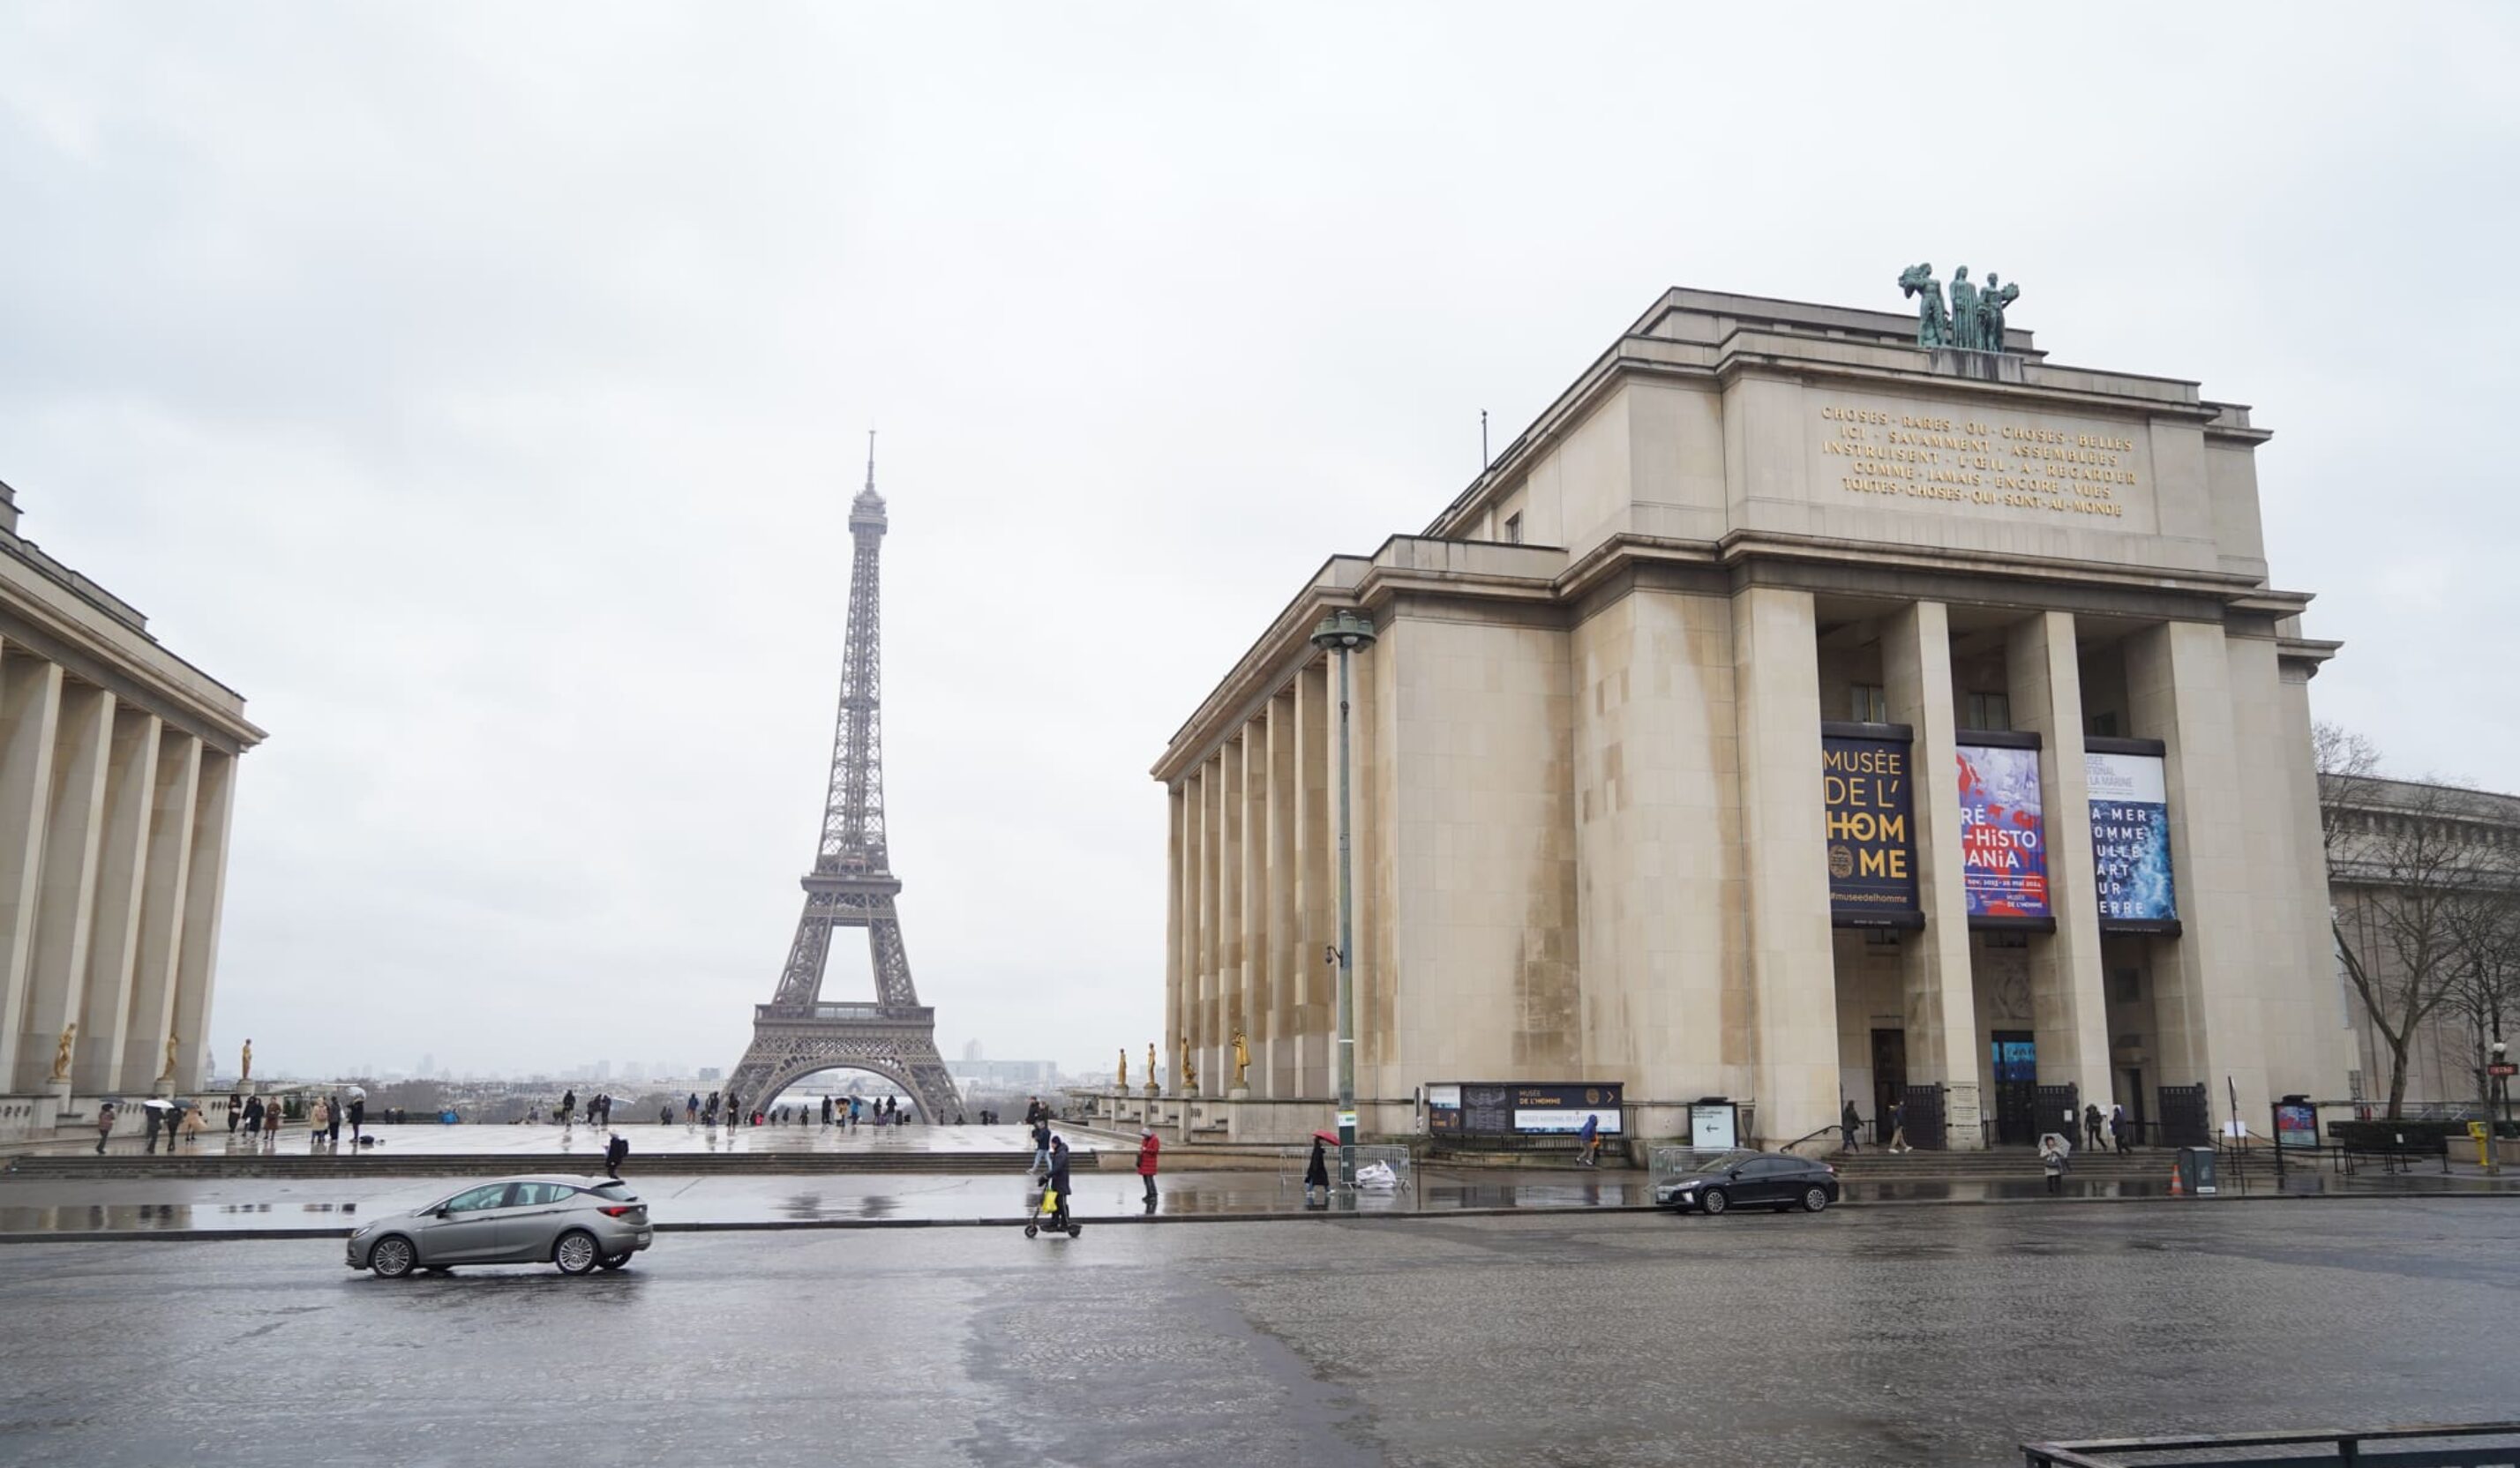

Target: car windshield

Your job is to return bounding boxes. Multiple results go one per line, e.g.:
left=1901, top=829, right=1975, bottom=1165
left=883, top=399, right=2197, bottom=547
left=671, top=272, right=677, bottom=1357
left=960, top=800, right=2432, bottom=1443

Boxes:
left=1679, top=1150, right=1759, bottom=1173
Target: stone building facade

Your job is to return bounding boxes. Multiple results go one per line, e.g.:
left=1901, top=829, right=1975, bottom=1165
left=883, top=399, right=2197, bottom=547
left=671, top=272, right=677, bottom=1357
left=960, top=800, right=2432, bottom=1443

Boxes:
left=1152, top=287, right=2352, bottom=1149
left=0, top=482, right=262, bottom=1135
left=2323, top=774, right=2520, bottom=1112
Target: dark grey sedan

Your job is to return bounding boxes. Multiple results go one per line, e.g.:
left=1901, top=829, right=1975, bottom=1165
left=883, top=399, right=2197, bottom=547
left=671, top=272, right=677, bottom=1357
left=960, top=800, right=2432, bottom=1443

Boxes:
left=1655, top=1150, right=1840, bottom=1216
left=346, top=1175, right=652, bottom=1277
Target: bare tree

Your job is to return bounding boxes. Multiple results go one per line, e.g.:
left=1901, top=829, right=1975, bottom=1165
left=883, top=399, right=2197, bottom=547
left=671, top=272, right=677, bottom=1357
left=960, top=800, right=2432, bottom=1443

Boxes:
left=2319, top=730, right=2492, bottom=1117
left=2445, top=883, right=2520, bottom=1127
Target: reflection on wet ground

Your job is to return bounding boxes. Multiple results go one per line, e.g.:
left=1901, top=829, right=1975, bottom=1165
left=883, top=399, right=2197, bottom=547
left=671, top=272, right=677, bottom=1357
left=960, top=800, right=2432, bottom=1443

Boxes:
left=5, top=1161, right=2516, bottom=1235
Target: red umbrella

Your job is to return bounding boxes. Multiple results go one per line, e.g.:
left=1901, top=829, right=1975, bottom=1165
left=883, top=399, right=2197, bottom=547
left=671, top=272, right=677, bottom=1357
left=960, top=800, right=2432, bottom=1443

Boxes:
left=1311, top=1130, right=1340, bottom=1143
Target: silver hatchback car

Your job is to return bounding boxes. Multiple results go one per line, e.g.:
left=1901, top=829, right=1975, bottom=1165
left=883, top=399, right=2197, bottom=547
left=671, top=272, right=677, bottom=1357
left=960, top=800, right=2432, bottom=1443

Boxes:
left=346, top=1175, right=653, bottom=1277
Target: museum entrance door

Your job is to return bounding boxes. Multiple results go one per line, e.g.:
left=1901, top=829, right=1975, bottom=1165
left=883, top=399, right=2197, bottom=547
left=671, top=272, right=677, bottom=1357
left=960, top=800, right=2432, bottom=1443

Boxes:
left=1870, top=1029, right=1907, bottom=1147
left=1991, top=1030, right=2038, bottom=1144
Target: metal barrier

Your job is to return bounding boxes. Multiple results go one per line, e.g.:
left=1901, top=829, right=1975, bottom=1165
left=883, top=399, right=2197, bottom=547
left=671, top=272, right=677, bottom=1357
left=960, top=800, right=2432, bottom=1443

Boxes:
left=1648, top=1145, right=1741, bottom=1187
left=2024, top=1420, right=2520, bottom=1466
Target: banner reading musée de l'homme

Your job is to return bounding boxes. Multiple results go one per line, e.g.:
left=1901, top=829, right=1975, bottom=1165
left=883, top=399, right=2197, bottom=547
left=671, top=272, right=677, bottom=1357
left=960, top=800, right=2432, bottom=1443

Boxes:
left=1822, top=730, right=1918, bottom=924
left=2086, top=750, right=2176, bottom=924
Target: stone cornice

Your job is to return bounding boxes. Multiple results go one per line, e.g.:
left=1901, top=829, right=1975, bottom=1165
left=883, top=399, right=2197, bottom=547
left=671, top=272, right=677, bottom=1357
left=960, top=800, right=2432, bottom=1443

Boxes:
left=0, top=550, right=265, bottom=754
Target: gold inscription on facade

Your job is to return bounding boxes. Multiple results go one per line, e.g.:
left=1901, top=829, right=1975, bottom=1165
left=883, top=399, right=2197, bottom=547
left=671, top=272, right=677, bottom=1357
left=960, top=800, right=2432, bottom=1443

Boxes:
left=1817, top=401, right=2141, bottom=519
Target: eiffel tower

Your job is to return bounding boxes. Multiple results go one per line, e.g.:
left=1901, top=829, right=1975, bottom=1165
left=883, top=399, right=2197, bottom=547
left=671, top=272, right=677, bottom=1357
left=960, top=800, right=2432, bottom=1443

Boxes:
left=724, top=440, right=961, bottom=1122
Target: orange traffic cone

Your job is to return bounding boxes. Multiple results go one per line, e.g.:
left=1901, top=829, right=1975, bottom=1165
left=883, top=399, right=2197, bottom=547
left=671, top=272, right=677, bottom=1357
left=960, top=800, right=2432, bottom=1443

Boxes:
left=2168, top=1165, right=2184, bottom=1197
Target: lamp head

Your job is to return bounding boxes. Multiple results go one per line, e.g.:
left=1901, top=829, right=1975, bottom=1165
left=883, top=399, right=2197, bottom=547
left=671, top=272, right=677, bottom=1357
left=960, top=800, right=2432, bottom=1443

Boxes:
left=1309, top=609, right=1378, bottom=652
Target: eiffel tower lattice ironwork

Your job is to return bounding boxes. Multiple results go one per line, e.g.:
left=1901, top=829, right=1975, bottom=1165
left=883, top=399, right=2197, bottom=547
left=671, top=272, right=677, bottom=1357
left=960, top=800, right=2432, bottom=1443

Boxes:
left=723, top=441, right=961, bottom=1123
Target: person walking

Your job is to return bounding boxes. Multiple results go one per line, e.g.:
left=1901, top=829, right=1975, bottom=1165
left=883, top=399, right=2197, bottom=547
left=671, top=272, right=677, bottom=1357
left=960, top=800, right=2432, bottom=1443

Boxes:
left=179, top=1102, right=206, bottom=1144
left=1577, top=1112, right=1602, bottom=1167
left=225, top=1093, right=242, bottom=1135
left=1887, top=1098, right=1911, bottom=1154
left=1030, top=1117, right=1053, bottom=1176
left=306, top=1097, right=329, bottom=1149
left=240, top=1094, right=264, bottom=1142
left=141, top=1101, right=165, bottom=1153
left=328, top=1093, right=346, bottom=1148
left=686, top=1093, right=699, bottom=1126
left=605, top=1131, right=630, bottom=1180
left=1841, top=1099, right=1864, bottom=1154
left=1136, top=1127, right=1161, bottom=1208
left=1304, top=1135, right=1331, bottom=1208
left=346, top=1084, right=366, bottom=1144
left=559, top=1089, right=577, bottom=1129
left=2110, top=1103, right=2132, bottom=1155
left=2083, top=1104, right=2105, bottom=1152
left=1045, top=1135, right=1075, bottom=1231
left=2039, top=1133, right=2067, bottom=1195
left=94, top=1100, right=117, bottom=1154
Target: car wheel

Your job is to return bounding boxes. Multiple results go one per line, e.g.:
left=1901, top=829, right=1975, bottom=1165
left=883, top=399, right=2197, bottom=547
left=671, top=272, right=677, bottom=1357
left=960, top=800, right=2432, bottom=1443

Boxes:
left=596, top=1253, right=631, bottom=1271
left=1700, top=1187, right=1730, bottom=1216
left=369, top=1235, right=417, bottom=1278
left=1801, top=1185, right=1831, bottom=1213
left=554, top=1230, right=601, bottom=1276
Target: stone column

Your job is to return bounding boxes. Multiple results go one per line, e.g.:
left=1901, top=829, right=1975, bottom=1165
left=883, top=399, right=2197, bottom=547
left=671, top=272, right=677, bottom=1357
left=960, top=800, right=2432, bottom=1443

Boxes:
left=169, top=748, right=236, bottom=1091
left=1215, top=737, right=1244, bottom=1094
left=1191, top=759, right=1214, bottom=1094
left=119, top=729, right=201, bottom=1094
left=1164, top=780, right=1185, bottom=1094
left=1881, top=602, right=1984, bottom=1148
left=1237, top=722, right=1266, bottom=1097
left=2126, top=620, right=2269, bottom=1126
left=0, top=650, right=64, bottom=1090
left=1264, top=690, right=1297, bottom=1098
left=1729, top=586, right=1839, bottom=1147
left=14, top=685, right=114, bottom=1093
left=1292, top=660, right=1331, bottom=1097
left=75, top=710, right=159, bottom=1094
left=2006, top=611, right=2114, bottom=1120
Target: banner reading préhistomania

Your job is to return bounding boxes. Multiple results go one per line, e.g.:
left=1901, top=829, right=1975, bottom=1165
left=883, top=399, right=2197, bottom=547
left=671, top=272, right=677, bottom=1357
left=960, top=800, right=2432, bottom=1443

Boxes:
left=2086, top=750, right=2176, bottom=924
left=1956, top=743, right=2048, bottom=919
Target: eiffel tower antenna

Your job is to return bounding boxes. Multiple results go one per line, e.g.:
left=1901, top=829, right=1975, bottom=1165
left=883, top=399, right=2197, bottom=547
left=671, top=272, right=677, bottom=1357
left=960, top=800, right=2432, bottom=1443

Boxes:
left=722, top=441, right=960, bottom=1123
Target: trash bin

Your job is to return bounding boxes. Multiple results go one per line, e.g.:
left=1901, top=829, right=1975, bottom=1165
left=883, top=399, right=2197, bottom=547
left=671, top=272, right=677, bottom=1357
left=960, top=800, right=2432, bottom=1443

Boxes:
left=2175, top=1146, right=2217, bottom=1196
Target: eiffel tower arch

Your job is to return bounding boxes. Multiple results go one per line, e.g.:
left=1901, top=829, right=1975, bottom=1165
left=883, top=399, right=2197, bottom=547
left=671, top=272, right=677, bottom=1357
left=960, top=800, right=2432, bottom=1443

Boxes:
left=724, top=442, right=962, bottom=1123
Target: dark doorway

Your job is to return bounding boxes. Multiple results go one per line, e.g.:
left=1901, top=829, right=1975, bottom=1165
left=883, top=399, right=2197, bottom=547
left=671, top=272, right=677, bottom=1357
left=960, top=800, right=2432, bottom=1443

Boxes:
left=1991, top=1030, right=2038, bottom=1144
left=2119, top=1068, right=2146, bottom=1141
left=1870, top=1029, right=1907, bottom=1146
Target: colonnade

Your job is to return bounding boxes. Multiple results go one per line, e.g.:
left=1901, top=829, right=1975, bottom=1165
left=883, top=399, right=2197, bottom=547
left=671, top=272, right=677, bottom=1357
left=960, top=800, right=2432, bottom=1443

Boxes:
left=0, top=640, right=239, bottom=1097
left=1166, top=658, right=1344, bottom=1098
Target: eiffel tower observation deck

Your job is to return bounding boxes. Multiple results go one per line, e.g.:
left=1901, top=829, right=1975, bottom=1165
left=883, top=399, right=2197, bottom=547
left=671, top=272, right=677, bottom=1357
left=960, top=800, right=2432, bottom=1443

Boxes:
left=723, top=442, right=961, bottom=1123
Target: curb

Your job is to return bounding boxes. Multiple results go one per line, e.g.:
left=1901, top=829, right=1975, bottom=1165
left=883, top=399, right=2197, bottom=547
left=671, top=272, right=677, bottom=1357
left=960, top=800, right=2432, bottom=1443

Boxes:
left=4, top=1186, right=2513, bottom=1245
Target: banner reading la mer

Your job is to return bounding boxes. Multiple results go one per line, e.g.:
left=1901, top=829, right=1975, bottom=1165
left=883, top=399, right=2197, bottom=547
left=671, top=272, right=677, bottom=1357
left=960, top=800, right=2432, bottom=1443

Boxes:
left=1822, top=728, right=1920, bottom=926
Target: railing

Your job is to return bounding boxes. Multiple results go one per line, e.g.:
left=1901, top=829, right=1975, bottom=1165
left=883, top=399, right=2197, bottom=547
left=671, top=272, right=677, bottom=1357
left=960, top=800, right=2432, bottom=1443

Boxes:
left=2023, top=1420, right=2520, bottom=1466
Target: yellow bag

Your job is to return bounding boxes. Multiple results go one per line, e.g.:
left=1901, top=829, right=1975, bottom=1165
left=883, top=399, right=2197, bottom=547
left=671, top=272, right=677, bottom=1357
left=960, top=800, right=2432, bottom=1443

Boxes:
left=1039, top=1187, right=1060, bottom=1216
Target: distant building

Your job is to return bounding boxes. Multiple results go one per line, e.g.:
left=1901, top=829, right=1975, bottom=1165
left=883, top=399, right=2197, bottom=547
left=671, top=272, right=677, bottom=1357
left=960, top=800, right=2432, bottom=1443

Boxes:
left=947, top=1058, right=1058, bottom=1089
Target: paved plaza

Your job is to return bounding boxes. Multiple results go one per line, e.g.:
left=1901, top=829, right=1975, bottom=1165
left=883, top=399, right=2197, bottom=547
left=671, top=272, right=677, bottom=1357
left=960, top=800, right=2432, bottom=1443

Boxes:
left=1, top=1198, right=2514, bottom=1466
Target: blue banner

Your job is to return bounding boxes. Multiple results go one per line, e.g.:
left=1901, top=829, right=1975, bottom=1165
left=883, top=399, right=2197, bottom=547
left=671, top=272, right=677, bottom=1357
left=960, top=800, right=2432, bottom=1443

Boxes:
left=2086, top=751, right=2176, bottom=924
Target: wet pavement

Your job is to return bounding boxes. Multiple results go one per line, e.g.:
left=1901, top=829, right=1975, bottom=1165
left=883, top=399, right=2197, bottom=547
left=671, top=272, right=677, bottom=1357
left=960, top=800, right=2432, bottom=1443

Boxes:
left=4, top=1161, right=2515, bottom=1239
left=0, top=1199, right=2512, bottom=1466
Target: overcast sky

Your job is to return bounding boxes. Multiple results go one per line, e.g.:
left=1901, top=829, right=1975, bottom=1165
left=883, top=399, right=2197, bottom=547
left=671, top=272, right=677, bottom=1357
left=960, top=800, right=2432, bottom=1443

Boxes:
left=3, top=4, right=2514, bottom=1083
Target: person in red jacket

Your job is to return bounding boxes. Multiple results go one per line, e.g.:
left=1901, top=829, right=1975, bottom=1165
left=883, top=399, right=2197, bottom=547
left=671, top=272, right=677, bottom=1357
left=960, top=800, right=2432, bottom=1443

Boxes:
left=1136, top=1127, right=1161, bottom=1209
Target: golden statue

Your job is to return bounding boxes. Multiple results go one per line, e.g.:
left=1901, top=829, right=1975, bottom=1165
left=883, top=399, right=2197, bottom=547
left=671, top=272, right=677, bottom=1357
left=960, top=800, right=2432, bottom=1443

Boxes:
left=1231, top=1030, right=1250, bottom=1089
left=240, top=1038, right=253, bottom=1082
left=1179, top=1037, right=1197, bottom=1091
left=1117, top=1047, right=1128, bottom=1090
left=1145, top=1043, right=1158, bottom=1091
left=159, top=1033, right=180, bottom=1081
left=50, top=1023, right=76, bottom=1082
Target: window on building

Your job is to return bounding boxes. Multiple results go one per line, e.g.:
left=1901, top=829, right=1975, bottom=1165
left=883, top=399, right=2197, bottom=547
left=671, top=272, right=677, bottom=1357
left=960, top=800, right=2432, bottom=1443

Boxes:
left=1503, top=513, right=1523, bottom=544
left=2088, top=711, right=2120, bottom=738
left=1964, top=692, right=2012, bottom=730
left=1864, top=927, right=1901, bottom=947
left=2109, top=970, right=2141, bottom=1005
left=1982, top=928, right=2029, bottom=949
left=1849, top=684, right=1887, bottom=723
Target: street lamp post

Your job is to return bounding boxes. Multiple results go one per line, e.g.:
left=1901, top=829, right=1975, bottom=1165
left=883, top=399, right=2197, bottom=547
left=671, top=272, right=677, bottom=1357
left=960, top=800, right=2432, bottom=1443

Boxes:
left=1309, top=607, right=1376, bottom=1193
